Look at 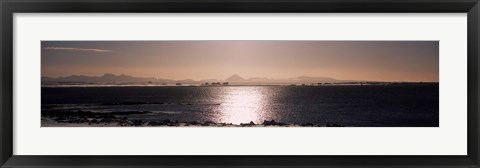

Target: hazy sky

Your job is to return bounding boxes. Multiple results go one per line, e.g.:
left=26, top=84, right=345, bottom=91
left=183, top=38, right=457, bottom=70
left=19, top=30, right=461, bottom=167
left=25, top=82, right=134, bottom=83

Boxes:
left=41, top=41, right=439, bottom=82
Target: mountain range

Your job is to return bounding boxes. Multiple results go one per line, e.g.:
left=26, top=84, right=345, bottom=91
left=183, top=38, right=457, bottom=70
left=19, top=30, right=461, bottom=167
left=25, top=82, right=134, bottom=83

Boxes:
left=42, top=73, right=350, bottom=85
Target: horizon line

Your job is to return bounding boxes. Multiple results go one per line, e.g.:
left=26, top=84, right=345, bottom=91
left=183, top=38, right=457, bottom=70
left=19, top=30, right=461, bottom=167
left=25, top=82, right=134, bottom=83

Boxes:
left=41, top=73, right=439, bottom=83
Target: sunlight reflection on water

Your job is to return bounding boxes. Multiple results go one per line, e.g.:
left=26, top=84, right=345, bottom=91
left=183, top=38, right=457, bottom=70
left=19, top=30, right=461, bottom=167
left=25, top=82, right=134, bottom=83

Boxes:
left=216, top=87, right=273, bottom=124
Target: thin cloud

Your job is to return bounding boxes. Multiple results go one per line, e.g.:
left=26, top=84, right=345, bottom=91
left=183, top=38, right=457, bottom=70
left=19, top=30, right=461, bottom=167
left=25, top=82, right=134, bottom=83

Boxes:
left=43, top=47, right=112, bottom=53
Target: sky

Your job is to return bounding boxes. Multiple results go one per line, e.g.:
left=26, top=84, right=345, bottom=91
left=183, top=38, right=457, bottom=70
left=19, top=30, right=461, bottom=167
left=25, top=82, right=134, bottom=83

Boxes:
left=41, top=41, right=439, bottom=82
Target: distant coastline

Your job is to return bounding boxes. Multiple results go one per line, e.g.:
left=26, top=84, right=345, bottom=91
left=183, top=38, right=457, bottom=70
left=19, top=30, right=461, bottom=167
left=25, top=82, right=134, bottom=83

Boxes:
left=42, top=73, right=438, bottom=87
left=41, top=82, right=439, bottom=88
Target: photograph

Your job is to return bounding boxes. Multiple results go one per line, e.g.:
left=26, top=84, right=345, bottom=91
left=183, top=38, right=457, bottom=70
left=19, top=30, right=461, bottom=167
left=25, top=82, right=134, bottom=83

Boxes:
left=3, top=0, right=477, bottom=167
left=41, top=41, right=439, bottom=127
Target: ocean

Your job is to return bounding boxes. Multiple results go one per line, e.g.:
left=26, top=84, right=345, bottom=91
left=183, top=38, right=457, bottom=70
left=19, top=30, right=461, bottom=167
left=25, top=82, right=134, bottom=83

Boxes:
left=41, top=84, right=439, bottom=127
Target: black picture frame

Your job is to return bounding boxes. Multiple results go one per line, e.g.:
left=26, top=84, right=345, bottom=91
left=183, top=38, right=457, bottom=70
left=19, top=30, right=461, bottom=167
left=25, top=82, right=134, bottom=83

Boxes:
left=1, top=0, right=479, bottom=167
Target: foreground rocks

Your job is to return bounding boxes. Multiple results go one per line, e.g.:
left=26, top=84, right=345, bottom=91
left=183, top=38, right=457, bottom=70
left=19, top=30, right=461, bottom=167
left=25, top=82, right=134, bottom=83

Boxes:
left=41, top=110, right=345, bottom=127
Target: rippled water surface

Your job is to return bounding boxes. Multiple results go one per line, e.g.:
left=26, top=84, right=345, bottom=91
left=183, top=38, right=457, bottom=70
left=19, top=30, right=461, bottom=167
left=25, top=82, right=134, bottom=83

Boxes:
left=42, top=85, right=439, bottom=127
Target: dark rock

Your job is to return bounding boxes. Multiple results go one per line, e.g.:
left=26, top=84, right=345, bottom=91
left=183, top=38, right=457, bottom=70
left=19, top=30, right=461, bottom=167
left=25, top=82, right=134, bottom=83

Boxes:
left=240, top=121, right=256, bottom=127
left=147, top=121, right=161, bottom=126
left=326, top=123, right=344, bottom=127
left=262, top=120, right=277, bottom=126
left=189, top=121, right=200, bottom=125
left=133, top=120, right=144, bottom=126
left=162, top=119, right=172, bottom=124
left=301, top=123, right=314, bottom=127
left=167, top=122, right=179, bottom=126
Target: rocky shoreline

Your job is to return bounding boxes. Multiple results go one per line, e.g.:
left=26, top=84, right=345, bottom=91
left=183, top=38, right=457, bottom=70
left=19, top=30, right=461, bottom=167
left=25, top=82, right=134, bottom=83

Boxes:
left=41, top=110, right=345, bottom=127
